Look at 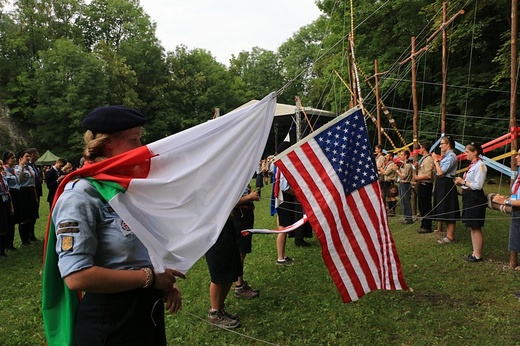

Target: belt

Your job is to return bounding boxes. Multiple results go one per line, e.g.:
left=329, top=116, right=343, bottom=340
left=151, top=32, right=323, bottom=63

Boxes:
left=420, top=182, right=433, bottom=186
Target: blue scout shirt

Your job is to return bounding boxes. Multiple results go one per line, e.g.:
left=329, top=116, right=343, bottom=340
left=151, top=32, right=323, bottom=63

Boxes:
left=53, top=179, right=151, bottom=278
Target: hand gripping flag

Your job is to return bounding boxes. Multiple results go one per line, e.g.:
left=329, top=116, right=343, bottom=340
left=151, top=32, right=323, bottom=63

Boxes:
left=42, top=93, right=276, bottom=346
left=273, top=106, right=407, bottom=303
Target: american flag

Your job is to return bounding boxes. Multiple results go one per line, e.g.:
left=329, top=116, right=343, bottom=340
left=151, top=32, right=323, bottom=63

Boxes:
left=274, top=107, right=407, bottom=302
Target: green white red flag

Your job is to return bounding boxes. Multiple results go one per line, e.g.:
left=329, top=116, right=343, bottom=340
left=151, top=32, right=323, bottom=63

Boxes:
left=42, top=93, right=276, bottom=345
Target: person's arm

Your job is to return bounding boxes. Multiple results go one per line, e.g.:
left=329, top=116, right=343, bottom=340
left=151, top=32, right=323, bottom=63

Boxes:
left=64, top=266, right=185, bottom=293
left=236, top=189, right=260, bottom=205
left=432, top=153, right=446, bottom=177
left=415, top=157, right=434, bottom=181
left=493, top=194, right=518, bottom=207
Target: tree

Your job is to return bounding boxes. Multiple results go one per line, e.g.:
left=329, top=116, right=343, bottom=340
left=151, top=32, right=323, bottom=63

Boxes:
left=229, top=47, right=283, bottom=101
left=32, top=38, right=107, bottom=160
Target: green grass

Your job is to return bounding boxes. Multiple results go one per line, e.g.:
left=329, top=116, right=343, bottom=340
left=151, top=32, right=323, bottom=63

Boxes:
left=0, top=182, right=519, bottom=346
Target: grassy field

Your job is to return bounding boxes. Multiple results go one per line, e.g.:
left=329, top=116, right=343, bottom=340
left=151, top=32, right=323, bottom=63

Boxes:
left=0, top=182, right=519, bottom=346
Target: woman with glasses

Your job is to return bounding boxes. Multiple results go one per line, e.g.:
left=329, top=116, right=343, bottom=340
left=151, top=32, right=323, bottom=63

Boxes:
left=431, top=136, right=460, bottom=244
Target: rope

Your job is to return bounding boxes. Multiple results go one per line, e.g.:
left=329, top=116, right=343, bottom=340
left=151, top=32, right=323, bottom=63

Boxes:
left=181, top=310, right=280, bottom=346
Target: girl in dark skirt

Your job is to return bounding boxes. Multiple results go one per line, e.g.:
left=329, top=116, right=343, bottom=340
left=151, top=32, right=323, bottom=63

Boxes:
left=455, top=143, right=487, bottom=262
left=432, top=136, right=460, bottom=243
left=14, top=150, right=39, bottom=245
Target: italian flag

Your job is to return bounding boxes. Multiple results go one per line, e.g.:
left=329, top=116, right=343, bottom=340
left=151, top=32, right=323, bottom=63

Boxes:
left=42, top=93, right=276, bottom=345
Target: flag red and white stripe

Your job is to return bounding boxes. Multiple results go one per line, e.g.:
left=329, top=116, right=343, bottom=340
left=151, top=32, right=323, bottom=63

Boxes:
left=274, top=107, right=407, bottom=303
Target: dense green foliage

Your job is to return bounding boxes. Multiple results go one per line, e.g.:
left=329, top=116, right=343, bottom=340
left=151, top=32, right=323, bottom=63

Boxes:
left=0, top=0, right=516, bottom=163
left=0, top=183, right=519, bottom=345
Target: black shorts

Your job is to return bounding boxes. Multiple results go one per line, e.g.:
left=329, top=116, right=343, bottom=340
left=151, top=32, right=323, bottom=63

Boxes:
left=75, top=288, right=166, bottom=346
left=232, top=208, right=254, bottom=254
left=205, top=220, right=243, bottom=284
left=277, top=192, right=296, bottom=227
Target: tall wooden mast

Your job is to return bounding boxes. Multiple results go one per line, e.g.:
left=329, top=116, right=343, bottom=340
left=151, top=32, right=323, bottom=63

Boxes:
left=440, top=2, right=448, bottom=134
left=510, top=0, right=518, bottom=176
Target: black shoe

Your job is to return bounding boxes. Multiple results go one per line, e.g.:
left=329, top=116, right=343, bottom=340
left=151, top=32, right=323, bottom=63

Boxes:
left=6, top=247, right=18, bottom=251
left=464, top=254, right=483, bottom=263
left=417, top=228, right=433, bottom=234
left=22, top=242, right=32, bottom=246
left=30, top=236, right=39, bottom=242
left=0, top=254, right=7, bottom=259
left=294, top=239, right=311, bottom=247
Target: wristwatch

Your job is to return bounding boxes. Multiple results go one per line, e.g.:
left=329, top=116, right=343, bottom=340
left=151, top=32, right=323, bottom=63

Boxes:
left=505, top=199, right=512, bottom=207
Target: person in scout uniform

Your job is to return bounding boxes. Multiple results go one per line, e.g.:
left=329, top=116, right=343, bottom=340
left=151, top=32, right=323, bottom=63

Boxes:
left=455, top=142, right=487, bottom=262
left=51, top=106, right=186, bottom=345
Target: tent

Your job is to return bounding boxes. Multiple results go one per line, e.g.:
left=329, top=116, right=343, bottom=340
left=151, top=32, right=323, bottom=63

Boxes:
left=35, top=150, right=61, bottom=165
left=233, top=99, right=337, bottom=155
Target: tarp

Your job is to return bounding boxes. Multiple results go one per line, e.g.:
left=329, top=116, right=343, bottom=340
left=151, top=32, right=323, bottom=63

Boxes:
left=235, top=99, right=336, bottom=118
left=36, top=150, right=60, bottom=165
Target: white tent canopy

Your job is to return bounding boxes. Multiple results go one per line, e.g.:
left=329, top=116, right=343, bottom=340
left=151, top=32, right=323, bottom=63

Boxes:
left=233, top=99, right=337, bottom=154
left=235, top=99, right=336, bottom=118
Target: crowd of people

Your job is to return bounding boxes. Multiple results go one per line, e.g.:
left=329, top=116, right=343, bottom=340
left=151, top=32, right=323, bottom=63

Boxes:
left=0, top=148, right=75, bottom=258
left=376, top=137, right=497, bottom=264
left=4, top=103, right=519, bottom=344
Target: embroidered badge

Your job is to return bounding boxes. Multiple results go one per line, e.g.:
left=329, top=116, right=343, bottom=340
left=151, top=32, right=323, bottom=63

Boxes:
left=58, top=221, right=79, bottom=228
left=118, top=219, right=132, bottom=236
left=57, top=228, right=79, bottom=234
left=61, top=236, right=74, bottom=251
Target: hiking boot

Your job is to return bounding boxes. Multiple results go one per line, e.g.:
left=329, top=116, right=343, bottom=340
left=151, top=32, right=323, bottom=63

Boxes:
left=276, top=256, right=294, bottom=266
left=234, top=281, right=260, bottom=299
left=208, top=308, right=240, bottom=329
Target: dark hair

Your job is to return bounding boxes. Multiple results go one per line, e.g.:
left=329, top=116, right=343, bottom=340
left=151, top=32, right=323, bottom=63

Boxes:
left=421, top=142, right=432, bottom=152
left=466, top=142, right=483, bottom=156
left=17, top=149, right=28, bottom=159
left=442, top=135, right=455, bottom=149
left=375, top=144, right=383, bottom=151
left=2, top=150, right=14, bottom=162
left=26, top=148, right=39, bottom=154
left=402, top=150, right=410, bottom=158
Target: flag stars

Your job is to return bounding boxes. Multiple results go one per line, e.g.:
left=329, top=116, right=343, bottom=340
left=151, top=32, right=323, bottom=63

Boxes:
left=314, top=111, right=378, bottom=196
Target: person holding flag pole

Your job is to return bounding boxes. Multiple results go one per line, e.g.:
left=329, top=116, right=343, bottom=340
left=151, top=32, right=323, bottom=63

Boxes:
left=44, top=106, right=185, bottom=346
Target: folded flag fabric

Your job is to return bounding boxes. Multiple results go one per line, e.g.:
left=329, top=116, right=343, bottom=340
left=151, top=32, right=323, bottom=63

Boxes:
left=42, top=92, right=276, bottom=346
left=273, top=106, right=407, bottom=303
left=242, top=215, right=308, bottom=235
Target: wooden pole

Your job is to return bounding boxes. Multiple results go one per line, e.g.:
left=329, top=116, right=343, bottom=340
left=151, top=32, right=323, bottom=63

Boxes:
left=295, top=96, right=302, bottom=142
left=374, top=59, right=382, bottom=146
left=510, top=0, right=518, bottom=179
left=348, top=36, right=358, bottom=107
left=411, top=37, right=419, bottom=159
left=410, top=37, right=419, bottom=218
left=441, top=2, right=447, bottom=134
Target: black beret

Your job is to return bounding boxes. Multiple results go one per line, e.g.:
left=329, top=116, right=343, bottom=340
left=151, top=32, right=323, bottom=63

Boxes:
left=82, top=106, right=147, bottom=133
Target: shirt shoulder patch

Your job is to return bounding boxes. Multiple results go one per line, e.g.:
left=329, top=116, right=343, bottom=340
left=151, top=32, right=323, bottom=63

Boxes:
left=61, top=235, right=74, bottom=251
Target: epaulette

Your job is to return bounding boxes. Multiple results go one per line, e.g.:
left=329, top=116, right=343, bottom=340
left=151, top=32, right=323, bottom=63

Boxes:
left=64, top=177, right=82, bottom=191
